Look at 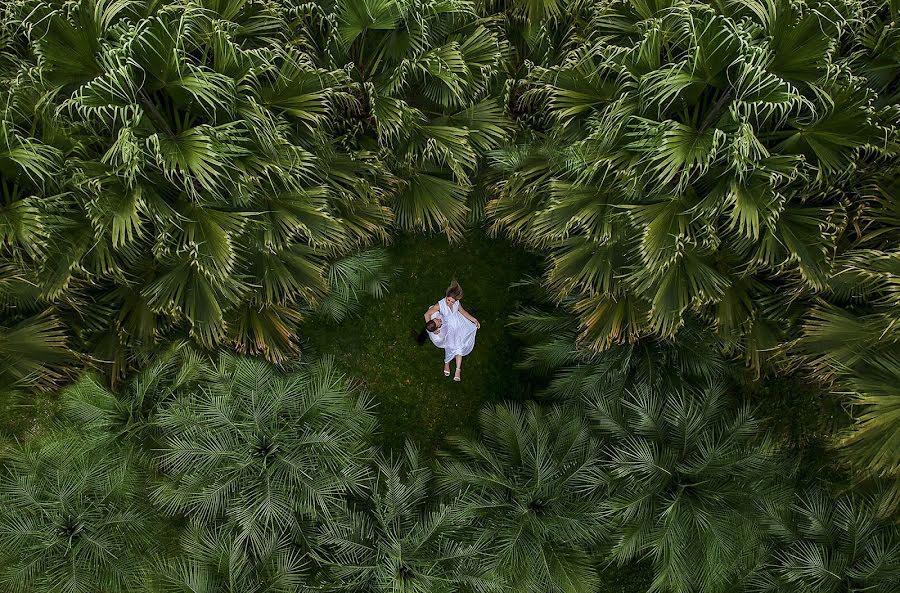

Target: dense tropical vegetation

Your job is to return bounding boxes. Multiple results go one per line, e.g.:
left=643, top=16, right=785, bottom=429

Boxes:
left=1, top=0, right=899, bottom=592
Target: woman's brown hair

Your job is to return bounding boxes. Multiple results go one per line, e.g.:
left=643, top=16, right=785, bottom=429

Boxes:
left=446, top=279, right=463, bottom=300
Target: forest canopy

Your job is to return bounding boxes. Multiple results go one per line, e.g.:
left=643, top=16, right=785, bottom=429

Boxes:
left=0, top=1, right=899, bottom=592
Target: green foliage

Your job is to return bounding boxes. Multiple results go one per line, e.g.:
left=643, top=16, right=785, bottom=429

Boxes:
left=800, top=249, right=900, bottom=509
left=313, top=248, right=397, bottom=324
left=0, top=313, right=72, bottom=391
left=0, top=0, right=393, bottom=372
left=0, top=0, right=510, bottom=377
left=487, top=0, right=899, bottom=373
left=318, top=442, right=499, bottom=593
left=1, top=334, right=898, bottom=593
left=42, top=348, right=378, bottom=592
left=152, top=355, right=375, bottom=552
left=58, top=346, right=200, bottom=438
left=510, top=299, right=793, bottom=592
left=748, top=490, right=900, bottom=593
left=294, top=0, right=512, bottom=236
left=147, top=521, right=311, bottom=593
left=437, top=402, right=608, bottom=593
left=595, top=384, right=789, bottom=593
left=0, top=437, right=150, bottom=593
left=486, top=0, right=900, bottom=512
left=509, top=293, right=727, bottom=397
left=0, top=2, right=899, bottom=593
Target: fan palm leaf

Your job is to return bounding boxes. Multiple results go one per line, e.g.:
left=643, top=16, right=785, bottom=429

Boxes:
left=800, top=282, right=900, bottom=510
left=0, top=312, right=73, bottom=391
left=320, top=0, right=507, bottom=234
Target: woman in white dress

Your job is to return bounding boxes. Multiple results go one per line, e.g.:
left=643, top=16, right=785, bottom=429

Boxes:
left=422, top=280, right=480, bottom=381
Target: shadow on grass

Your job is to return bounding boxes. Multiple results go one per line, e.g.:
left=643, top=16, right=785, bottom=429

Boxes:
left=301, top=228, right=540, bottom=453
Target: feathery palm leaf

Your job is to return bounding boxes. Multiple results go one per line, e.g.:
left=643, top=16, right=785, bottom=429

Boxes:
left=318, top=442, right=499, bottom=593
left=313, top=248, right=397, bottom=324
left=0, top=435, right=152, bottom=593
left=747, top=489, right=900, bottom=593
left=591, top=383, right=789, bottom=593
left=152, top=354, right=376, bottom=558
left=436, top=402, right=609, bottom=593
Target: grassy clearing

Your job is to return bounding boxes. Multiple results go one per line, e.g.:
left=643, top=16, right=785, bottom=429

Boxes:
left=302, top=228, right=540, bottom=452
left=0, top=229, right=539, bottom=455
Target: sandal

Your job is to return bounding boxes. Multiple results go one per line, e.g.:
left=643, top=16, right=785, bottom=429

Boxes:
left=453, top=369, right=461, bottom=382
left=444, top=364, right=451, bottom=377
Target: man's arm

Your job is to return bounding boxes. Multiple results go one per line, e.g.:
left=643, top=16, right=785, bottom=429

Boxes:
left=424, top=303, right=440, bottom=322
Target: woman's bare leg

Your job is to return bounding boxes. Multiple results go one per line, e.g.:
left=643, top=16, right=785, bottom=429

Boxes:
left=454, top=355, right=462, bottom=381
left=444, top=362, right=450, bottom=376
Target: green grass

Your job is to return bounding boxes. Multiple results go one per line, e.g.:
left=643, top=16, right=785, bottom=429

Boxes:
left=302, top=228, right=540, bottom=453
left=595, top=561, right=655, bottom=593
left=0, top=388, right=60, bottom=451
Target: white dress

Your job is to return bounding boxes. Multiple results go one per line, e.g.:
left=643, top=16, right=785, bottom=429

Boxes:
left=429, top=298, right=477, bottom=363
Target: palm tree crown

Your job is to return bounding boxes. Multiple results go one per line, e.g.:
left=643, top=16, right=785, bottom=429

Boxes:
left=318, top=442, right=499, bottom=593
left=0, top=436, right=151, bottom=593
left=590, top=383, right=788, bottom=593
left=488, top=0, right=894, bottom=371
left=436, top=402, right=608, bottom=593
left=152, top=355, right=376, bottom=554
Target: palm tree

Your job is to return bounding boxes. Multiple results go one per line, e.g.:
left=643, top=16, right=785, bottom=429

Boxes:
left=436, top=402, right=608, bottom=593
left=589, top=383, right=789, bottom=593
left=486, top=0, right=893, bottom=372
left=746, top=489, right=900, bottom=593
left=317, top=442, right=499, bottom=593
left=0, top=28, right=76, bottom=392
left=795, top=164, right=900, bottom=511
left=0, top=433, right=152, bottom=593
left=0, top=0, right=519, bottom=381
left=475, top=0, right=595, bottom=76
left=53, top=348, right=376, bottom=592
left=508, top=294, right=728, bottom=399
left=56, top=342, right=211, bottom=447
left=146, top=521, right=310, bottom=593
left=293, top=0, right=512, bottom=237
left=1, top=0, right=395, bottom=378
left=151, top=354, right=376, bottom=564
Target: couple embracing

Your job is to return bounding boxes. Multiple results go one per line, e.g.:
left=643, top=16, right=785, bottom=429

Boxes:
left=417, top=280, right=480, bottom=382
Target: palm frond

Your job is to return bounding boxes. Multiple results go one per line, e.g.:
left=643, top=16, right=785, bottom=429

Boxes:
left=436, top=402, right=608, bottom=593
